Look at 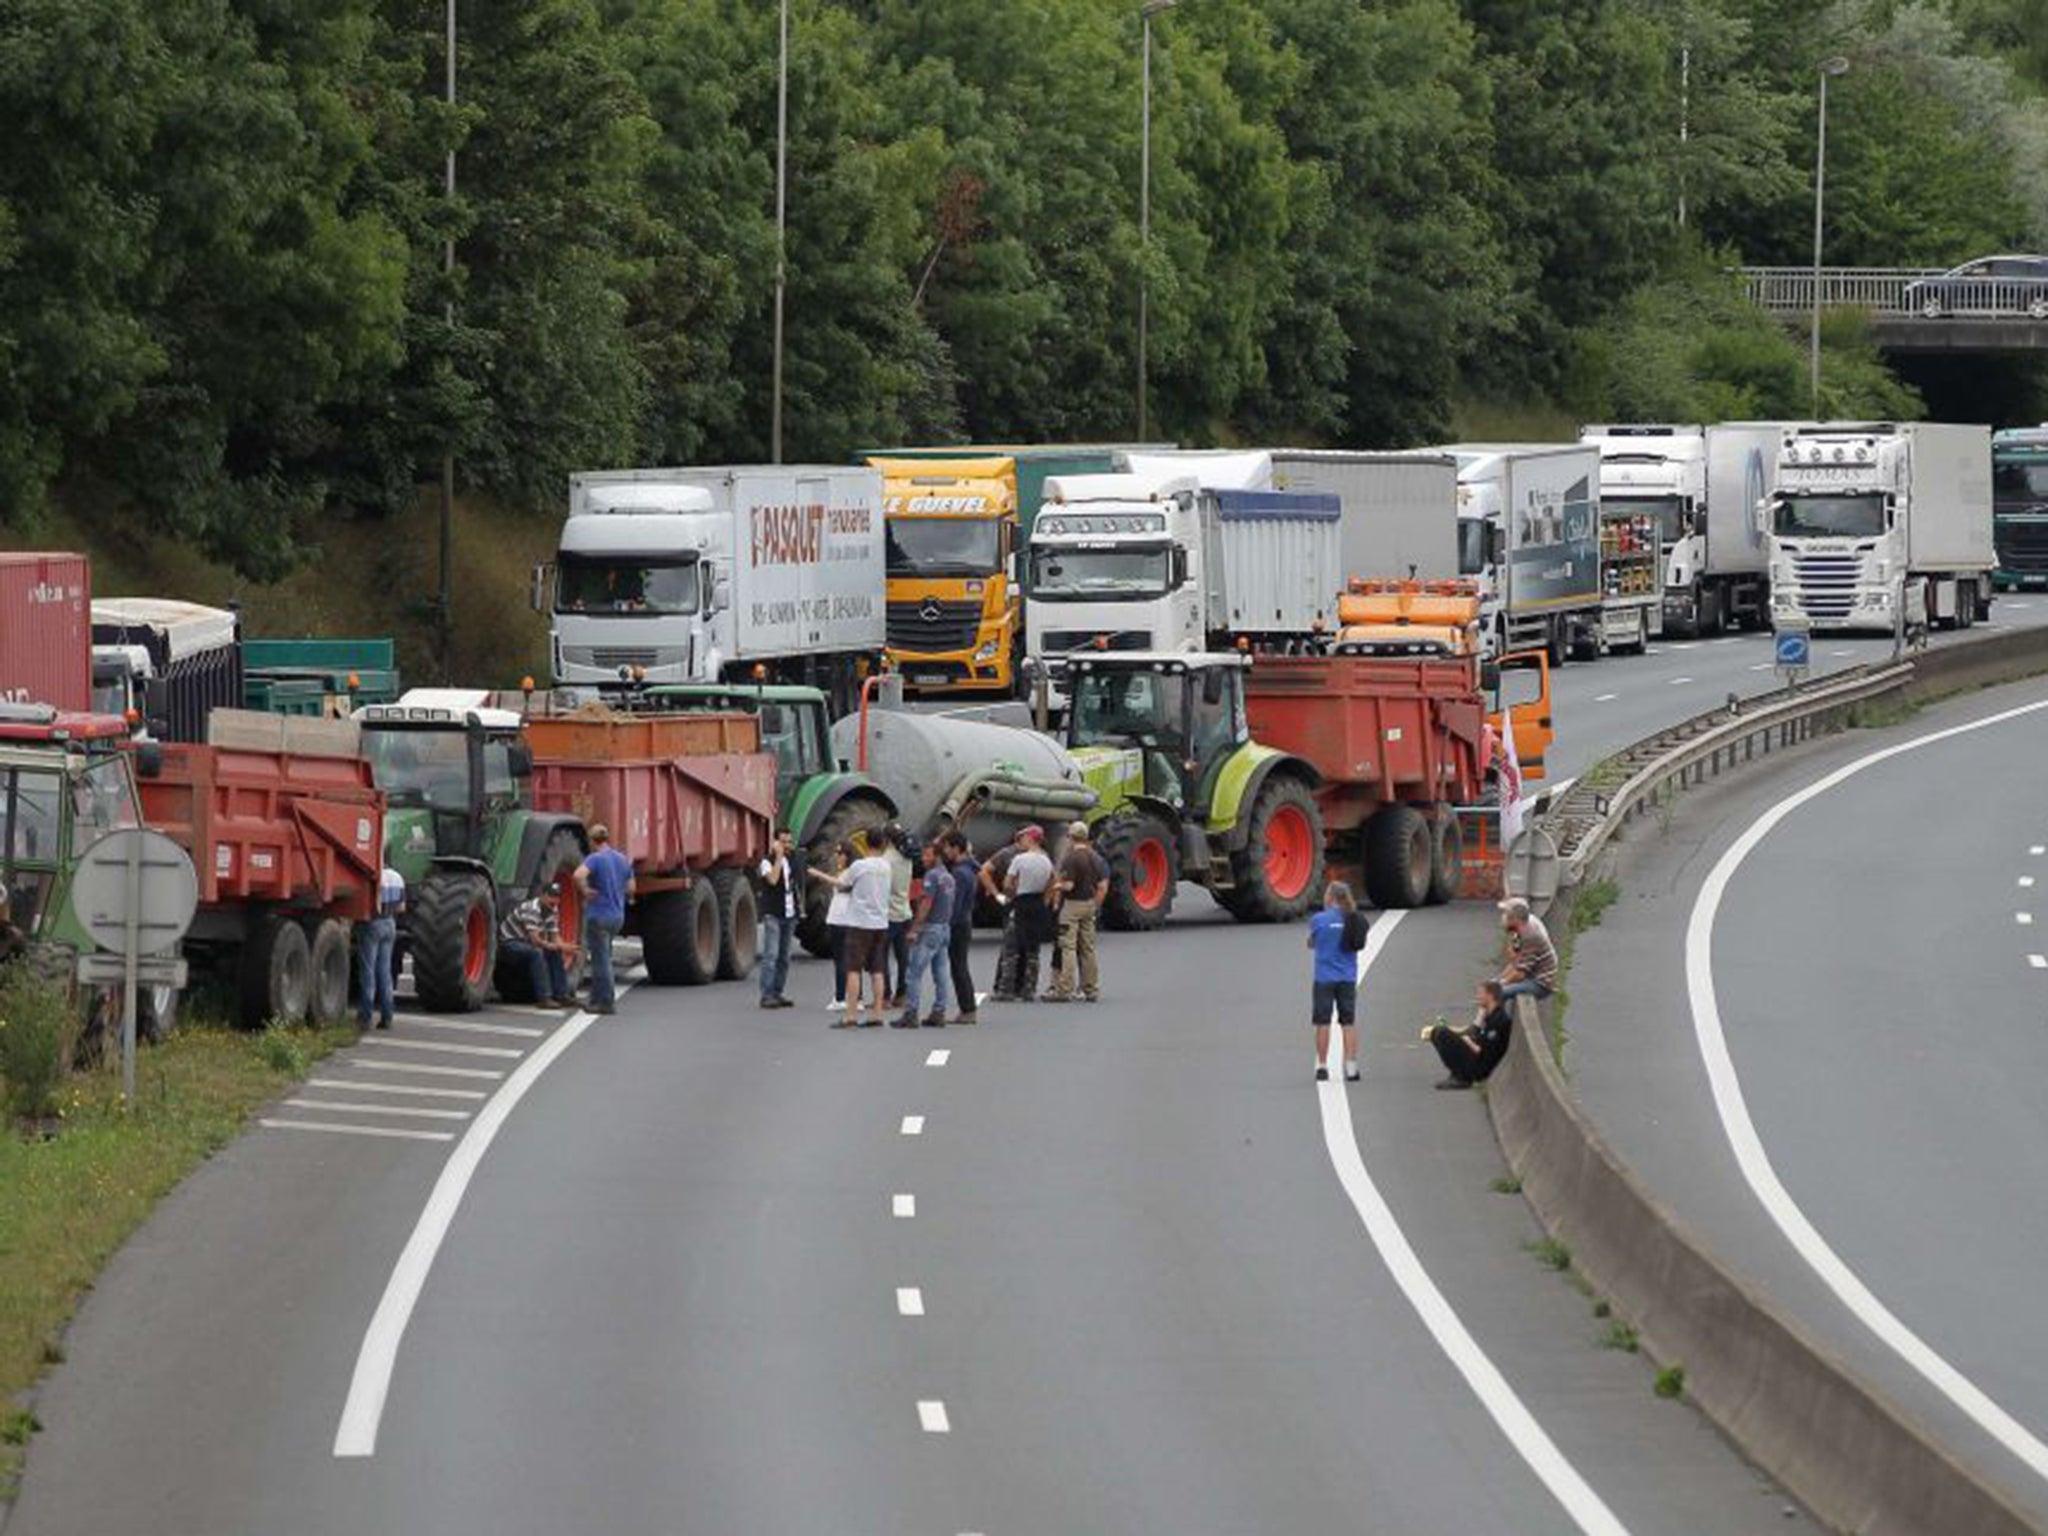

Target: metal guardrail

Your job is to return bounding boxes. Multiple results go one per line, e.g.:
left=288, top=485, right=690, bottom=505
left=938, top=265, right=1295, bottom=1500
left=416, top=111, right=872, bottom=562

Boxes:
left=1740, top=266, right=2048, bottom=320
left=1545, top=661, right=1914, bottom=884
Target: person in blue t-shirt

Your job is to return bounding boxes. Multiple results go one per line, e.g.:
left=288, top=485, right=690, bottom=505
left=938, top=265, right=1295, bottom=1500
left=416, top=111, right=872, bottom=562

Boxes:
left=1306, top=880, right=1365, bottom=1083
left=574, top=824, right=637, bottom=1015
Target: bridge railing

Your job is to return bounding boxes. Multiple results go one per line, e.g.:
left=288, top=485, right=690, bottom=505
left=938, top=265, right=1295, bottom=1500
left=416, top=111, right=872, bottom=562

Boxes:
left=1741, top=266, right=2048, bottom=319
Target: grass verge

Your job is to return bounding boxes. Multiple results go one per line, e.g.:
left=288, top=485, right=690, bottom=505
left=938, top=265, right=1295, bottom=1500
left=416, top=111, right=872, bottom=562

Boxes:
left=0, top=1023, right=351, bottom=1497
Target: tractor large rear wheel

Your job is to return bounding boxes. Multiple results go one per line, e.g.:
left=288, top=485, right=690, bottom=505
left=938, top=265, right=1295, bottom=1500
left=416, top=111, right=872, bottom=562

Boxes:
left=1225, top=777, right=1325, bottom=924
left=412, top=871, right=496, bottom=1012
left=1097, top=813, right=1178, bottom=931
left=800, top=798, right=891, bottom=956
left=645, top=882, right=721, bottom=986
left=1363, top=804, right=1433, bottom=911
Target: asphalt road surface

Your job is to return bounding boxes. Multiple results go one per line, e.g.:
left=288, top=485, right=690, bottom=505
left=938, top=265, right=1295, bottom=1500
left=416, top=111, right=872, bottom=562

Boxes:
left=12, top=907, right=1800, bottom=1536
left=1567, top=674, right=2048, bottom=1525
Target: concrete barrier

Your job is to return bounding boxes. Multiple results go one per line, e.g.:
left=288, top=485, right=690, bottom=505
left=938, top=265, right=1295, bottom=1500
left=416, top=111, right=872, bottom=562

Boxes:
left=1904, top=623, right=2048, bottom=701
left=1491, top=904, right=2045, bottom=1534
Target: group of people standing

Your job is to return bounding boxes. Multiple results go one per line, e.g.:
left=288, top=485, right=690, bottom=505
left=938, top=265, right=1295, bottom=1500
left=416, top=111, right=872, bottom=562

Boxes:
left=754, top=819, right=1112, bottom=1029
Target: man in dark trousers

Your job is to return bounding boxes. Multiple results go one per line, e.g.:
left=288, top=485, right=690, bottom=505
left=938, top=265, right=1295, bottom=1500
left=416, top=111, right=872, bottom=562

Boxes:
left=978, top=827, right=1025, bottom=1000
left=1429, top=980, right=1515, bottom=1089
left=755, top=829, right=805, bottom=1009
left=942, top=833, right=980, bottom=1025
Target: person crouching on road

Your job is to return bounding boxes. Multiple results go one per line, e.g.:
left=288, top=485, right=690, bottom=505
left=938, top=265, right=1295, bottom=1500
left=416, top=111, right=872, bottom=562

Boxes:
left=1496, top=897, right=1558, bottom=1002
left=825, top=832, right=893, bottom=1028
left=1046, top=820, right=1108, bottom=1003
left=756, top=829, right=804, bottom=1010
left=575, top=825, right=635, bottom=1016
left=942, top=833, right=980, bottom=1025
left=1430, top=980, right=1514, bottom=1090
left=1307, top=881, right=1365, bottom=1082
left=355, top=864, right=405, bottom=1031
left=893, top=841, right=955, bottom=1028
left=498, top=885, right=576, bottom=1010
left=992, top=825, right=1055, bottom=1002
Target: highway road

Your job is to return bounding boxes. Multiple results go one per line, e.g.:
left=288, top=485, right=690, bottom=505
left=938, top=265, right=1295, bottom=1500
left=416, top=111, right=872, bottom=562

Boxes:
left=12, top=913, right=1798, bottom=1534
left=1567, top=673, right=2048, bottom=1524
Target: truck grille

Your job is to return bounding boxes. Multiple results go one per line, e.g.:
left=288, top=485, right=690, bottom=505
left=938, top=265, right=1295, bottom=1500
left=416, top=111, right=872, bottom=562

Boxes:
left=887, top=599, right=983, bottom=653
left=1998, top=520, right=2048, bottom=572
left=1792, top=554, right=1859, bottom=623
left=1038, top=628, right=1153, bottom=655
left=559, top=645, right=683, bottom=670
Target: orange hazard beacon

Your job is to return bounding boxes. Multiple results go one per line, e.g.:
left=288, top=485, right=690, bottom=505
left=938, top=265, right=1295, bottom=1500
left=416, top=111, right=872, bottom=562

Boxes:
left=1240, top=577, right=1553, bottom=909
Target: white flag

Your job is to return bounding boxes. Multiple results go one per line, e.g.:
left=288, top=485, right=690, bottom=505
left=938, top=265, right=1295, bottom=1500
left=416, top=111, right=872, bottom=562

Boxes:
left=1499, top=708, right=1525, bottom=852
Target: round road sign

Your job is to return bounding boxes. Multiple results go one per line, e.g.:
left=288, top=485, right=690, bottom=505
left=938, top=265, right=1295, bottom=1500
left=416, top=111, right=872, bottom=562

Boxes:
left=68, top=828, right=199, bottom=957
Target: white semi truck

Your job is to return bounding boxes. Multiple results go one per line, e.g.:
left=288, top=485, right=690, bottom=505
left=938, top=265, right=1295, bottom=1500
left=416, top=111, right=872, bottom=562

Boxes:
left=1766, top=422, right=1994, bottom=635
left=537, top=465, right=887, bottom=712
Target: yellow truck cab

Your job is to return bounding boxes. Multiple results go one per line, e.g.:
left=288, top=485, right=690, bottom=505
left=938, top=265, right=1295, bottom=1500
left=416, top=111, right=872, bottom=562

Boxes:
left=872, top=456, right=1019, bottom=695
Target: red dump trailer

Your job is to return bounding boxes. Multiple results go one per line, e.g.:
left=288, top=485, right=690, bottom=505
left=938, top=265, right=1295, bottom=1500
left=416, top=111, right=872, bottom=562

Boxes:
left=0, top=552, right=91, bottom=712
left=1244, top=651, right=1486, bottom=911
left=524, top=709, right=775, bottom=987
left=133, top=711, right=384, bottom=1027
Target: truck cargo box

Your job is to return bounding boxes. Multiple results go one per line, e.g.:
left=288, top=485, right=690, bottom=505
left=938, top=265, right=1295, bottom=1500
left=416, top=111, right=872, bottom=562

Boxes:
left=1213, top=490, right=1343, bottom=635
left=1268, top=451, right=1461, bottom=585
left=0, top=552, right=91, bottom=712
left=1904, top=423, right=1996, bottom=571
left=1704, top=424, right=1781, bottom=577
left=92, top=598, right=244, bottom=743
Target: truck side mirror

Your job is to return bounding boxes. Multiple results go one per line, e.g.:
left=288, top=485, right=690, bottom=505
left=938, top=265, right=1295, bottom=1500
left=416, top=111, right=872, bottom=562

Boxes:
left=530, top=562, right=554, bottom=614
left=1171, top=547, right=1189, bottom=586
left=133, top=741, right=165, bottom=779
left=507, top=743, right=534, bottom=780
left=1480, top=661, right=1501, bottom=693
left=704, top=566, right=730, bottom=614
left=1202, top=669, right=1225, bottom=706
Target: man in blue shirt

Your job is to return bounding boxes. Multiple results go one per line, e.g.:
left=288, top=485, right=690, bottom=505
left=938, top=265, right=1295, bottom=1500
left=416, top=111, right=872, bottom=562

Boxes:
left=1306, top=881, right=1365, bottom=1083
left=575, top=824, right=636, bottom=1015
left=943, top=833, right=981, bottom=1026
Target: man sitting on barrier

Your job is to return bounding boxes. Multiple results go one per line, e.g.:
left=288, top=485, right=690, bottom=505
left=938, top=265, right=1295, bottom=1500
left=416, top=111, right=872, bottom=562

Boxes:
left=1496, top=896, right=1557, bottom=1002
left=1428, top=980, right=1514, bottom=1091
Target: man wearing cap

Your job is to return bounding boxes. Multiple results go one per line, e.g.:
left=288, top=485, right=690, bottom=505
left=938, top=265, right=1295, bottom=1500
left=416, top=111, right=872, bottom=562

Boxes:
left=990, top=824, right=1055, bottom=1003
left=1045, top=821, right=1109, bottom=1003
left=1497, top=897, right=1558, bottom=1001
left=576, top=825, right=636, bottom=1015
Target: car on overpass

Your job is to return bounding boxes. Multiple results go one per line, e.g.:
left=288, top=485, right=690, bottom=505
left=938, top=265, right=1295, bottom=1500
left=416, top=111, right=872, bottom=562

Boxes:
left=1901, top=254, right=2048, bottom=320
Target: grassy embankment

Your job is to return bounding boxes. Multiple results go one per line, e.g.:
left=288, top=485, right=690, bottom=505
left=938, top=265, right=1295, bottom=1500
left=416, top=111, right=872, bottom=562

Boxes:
left=0, top=1023, right=353, bottom=1498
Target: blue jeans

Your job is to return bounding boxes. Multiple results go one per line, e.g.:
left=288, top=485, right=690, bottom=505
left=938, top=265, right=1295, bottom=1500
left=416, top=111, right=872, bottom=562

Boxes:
left=1501, top=978, right=1553, bottom=1002
left=355, top=916, right=397, bottom=1025
left=759, top=913, right=793, bottom=1000
left=503, top=940, right=569, bottom=1002
left=899, top=926, right=953, bottom=1019
left=588, top=913, right=625, bottom=1008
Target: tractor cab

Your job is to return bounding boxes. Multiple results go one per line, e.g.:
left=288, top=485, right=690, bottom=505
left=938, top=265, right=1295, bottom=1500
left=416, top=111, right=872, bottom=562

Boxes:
left=1065, top=653, right=1249, bottom=818
left=355, top=690, right=533, bottom=881
left=0, top=703, right=143, bottom=953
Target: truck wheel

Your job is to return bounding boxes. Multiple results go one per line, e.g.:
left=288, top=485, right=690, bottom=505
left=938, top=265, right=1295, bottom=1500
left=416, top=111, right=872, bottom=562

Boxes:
left=307, top=918, right=353, bottom=1022
left=1545, top=620, right=1568, bottom=668
left=1426, top=807, right=1463, bottom=906
left=712, top=869, right=758, bottom=980
left=412, top=871, right=496, bottom=1013
left=1363, top=805, right=1432, bottom=910
left=1226, top=777, right=1325, bottom=924
left=645, top=882, right=721, bottom=986
left=1097, top=813, right=1179, bottom=930
left=241, top=913, right=313, bottom=1028
left=800, top=799, right=891, bottom=956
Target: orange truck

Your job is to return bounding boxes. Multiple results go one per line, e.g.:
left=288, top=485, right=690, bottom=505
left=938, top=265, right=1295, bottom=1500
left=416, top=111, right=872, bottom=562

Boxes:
left=872, top=455, right=1021, bottom=695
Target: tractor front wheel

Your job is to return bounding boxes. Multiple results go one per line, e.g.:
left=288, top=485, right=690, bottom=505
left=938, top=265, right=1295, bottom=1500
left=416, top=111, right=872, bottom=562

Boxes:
left=1097, top=813, right=1179, bottom=931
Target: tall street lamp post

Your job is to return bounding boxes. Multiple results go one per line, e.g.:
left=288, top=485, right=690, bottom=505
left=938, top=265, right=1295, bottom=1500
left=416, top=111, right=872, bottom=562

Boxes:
left=1810, top=55, right=1850, bottom=416
left=1138, top=0, right=1176, bottom=443
left=771, top=0, right=789, bottom=464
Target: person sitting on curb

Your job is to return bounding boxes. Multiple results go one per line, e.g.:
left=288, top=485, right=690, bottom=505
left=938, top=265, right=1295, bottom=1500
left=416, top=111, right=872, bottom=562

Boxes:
left=498, top=885, right=577, bottom=1010
left=1496, top=896, right=1558, bottom=1002
left=1429, top=980, right=1514, bottom=1090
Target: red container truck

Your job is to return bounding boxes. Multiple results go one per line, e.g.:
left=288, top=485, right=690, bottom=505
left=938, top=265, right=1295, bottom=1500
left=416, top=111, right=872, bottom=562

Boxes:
left=1244, top=651, right=1488, bottom=910
left=132, top=711, right=385, bottom=1027
left=523, top=708, right=775, bottom=986
left=0, top=552, right=91, bottom=711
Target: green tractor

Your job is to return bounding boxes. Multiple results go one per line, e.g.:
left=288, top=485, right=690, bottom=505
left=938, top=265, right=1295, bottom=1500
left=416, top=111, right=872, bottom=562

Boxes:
left=354, top=690, right=586, bottom=1010
left=642, top=683, right=896, bottom=955
left=1062, top=653, right=1325, bottom=930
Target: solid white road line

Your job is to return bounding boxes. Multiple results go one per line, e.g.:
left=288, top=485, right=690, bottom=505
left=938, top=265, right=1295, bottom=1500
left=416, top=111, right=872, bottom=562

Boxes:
left=334, top=985, right=635, bottom=1459
left=260, top=1119, right=455, bottom=1143
left=360, top=1038, right=524, bottom=1060
left=897, top=1287, right=926, bottom=1317
left=1688, top=694, right=2048, bottom=1487
left=405, top=1017, right=546, bottom=1039
left=307, top=1078, right=486, bottom=1101
left=1321, top=913, right=1630, bottom=1536
left=917, top=1400, right=951, bottom=1433
left=926, top=1049, right=950, bottom=1067
left=893, top=1194, right=916, bottom=1218
left=349, top=1059, right=504, bottom=1081
left=284, top=1099, right=470, bottom=1121
left=900, top=1115, right=925, bottom=1137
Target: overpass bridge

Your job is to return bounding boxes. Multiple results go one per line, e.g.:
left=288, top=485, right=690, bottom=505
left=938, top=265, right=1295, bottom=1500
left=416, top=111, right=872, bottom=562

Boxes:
left=1741, top=266, right=2048, bottom=352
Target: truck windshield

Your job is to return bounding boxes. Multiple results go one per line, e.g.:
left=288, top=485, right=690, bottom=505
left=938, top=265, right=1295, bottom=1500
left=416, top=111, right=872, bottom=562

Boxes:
left=1457, top=519, right=1490, bottom=577
left=361, top=728, right=472, bottom=812
left=1030, top=547, right=1172, bottom=599
left=555, top=554, right=699, bottom=616
left=886, top=518, right=1001, bottom=577
left=1602, top=496, right=1686, bottom=543
left=1773, top=494, right=1885, bottom=539
left=1995, top=457, right=2048, bottom=502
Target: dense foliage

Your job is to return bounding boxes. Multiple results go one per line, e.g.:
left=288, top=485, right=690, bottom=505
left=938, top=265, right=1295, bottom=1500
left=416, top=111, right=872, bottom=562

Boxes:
left=3, top=0, right=2046, bottom=574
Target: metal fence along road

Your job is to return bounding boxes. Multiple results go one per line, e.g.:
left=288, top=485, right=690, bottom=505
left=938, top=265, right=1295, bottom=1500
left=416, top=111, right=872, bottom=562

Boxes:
left=1741, top=265, right=2048, bottom=320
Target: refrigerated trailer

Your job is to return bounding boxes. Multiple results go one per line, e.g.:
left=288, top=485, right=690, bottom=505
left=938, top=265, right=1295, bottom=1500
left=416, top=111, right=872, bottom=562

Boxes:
left=1445, top=445, right=1604, bottom=662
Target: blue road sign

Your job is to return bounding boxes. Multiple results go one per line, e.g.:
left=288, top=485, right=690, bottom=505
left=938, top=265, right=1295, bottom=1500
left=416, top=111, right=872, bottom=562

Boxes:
left=1774, top=629, right=1811, bottom=669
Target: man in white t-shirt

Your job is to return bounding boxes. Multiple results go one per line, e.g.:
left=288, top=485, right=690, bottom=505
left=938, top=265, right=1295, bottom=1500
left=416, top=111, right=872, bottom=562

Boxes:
left=356, top=866, right=406, bottom=1031
left=991, top=825, right=1055, bottom=1003
left=832, top=834, right=894, bottom=1028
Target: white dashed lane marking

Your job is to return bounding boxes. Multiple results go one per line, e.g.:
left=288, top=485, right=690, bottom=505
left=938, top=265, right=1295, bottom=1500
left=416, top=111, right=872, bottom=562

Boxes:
left=917, top=1400, right=951, bottom=1434
left=283, top=1099, right=470, bottom=1121
left=2031, top=955, right=2048, bottom=970
left=360, top=1037, right=524, bottom=1060
left=893, top=1194, right=916, bottom=1218
left=897, top=1287, right=925, bottom=1317
left=406, top=1018, right=546, bottom=1039
left=306, top=1078, right=486, bottom=1101
left=351, top=1059, right=505, bottom=1080
left=926, top=1049, right=950, bottom=1067
left=1594, top=693, right=1618, bottom=703
left=260, top=1119, right=455, bottom=1143
left=1668, top=677, right=1694, bottom=686
left=900, top=1115, right=925, bottom=1137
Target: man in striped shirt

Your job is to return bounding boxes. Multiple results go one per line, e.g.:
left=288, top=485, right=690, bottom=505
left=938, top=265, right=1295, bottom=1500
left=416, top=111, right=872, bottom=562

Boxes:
left=1497, top=897, right=1558, bottom=1001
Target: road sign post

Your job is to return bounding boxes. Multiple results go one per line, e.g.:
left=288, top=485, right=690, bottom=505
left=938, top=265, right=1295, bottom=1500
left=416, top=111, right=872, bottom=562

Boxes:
left=1774, top=622, right=1811, bottom=689
left=69, top=829, right=198, bottom=1102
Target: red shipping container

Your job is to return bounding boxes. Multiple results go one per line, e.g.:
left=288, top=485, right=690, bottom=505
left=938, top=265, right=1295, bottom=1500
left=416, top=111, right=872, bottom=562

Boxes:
left=0, top=552, right=91, bottom=712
